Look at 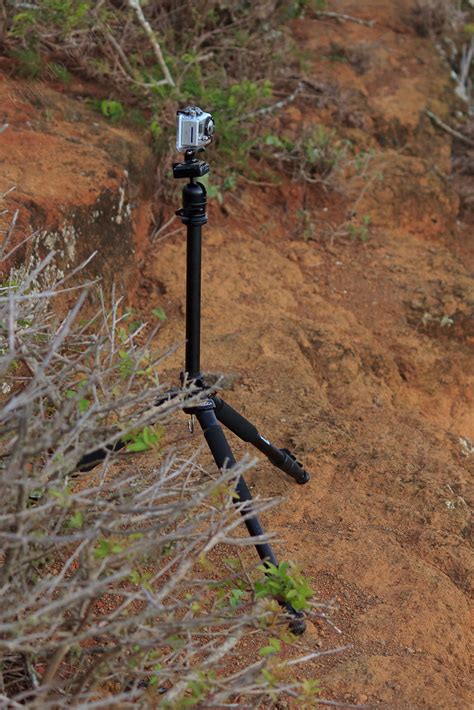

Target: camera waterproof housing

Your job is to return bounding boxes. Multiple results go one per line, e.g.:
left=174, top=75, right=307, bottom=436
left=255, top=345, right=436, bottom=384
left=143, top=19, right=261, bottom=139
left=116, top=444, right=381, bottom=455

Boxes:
left=176, top=106, right=214, bottom=152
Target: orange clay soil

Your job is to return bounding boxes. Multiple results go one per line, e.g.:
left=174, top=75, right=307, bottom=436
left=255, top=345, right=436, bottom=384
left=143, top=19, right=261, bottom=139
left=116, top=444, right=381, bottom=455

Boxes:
left=133, top=4, right=472, bottom=709
left=1, top=1, right=472, bottom=707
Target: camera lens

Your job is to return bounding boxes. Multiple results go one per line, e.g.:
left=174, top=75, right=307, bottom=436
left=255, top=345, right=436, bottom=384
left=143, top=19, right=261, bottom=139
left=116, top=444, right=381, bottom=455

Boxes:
left=205, top=117, right=214, bottom=138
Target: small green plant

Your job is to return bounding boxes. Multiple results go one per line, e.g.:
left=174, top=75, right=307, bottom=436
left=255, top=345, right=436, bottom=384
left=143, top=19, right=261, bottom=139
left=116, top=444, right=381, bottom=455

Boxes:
left=1, top=235, right=339, bottom=707
left=285, top=0, right=327, bottom=17
left=11, top=1, right=93, bottom=38
left=200, top=172, right=238, bottom=204
left=123, top=424, right=163, bottom=452
left=172, top=670, right=217, bottom=709
left=255, top=561, right=314, bottom=612
left=420, top=311, right=454, bottom=328
left=152, top=306, right=167, bottom=321
left=440, top=314, right=454, bottom=327
left=327, top=43, right=350, bottom=63
left=49, top=61, right=72, bottom=85
left=5, top=0, right=311, bottom=182
left=150, top=118, right=162, bottom=141
left=67, top=510, right=84, bottom=529
left=99, top=99, right=125, bottom=122
left=263, top=126, right=349, bottom=185
left=228, top=587, right=247, bottom=608
left=65, top=388, right=90, bottom=413
left=258, top=637, right=282, bottom=657
left=94, top=537, right=124, bottom=559
left=346, top=214, right=372, bottom=241
left=297, top=208, right=316, bottom=241
left=8, top=47, right=42, bottom=78
left=264, top=134, right=296, bottom=151
left=303, top=126, right=348, bottom=181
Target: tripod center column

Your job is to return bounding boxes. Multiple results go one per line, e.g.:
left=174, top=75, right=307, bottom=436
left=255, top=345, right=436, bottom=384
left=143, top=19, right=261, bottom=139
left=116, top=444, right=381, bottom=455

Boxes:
left=180, top=179, right=208, bottom=380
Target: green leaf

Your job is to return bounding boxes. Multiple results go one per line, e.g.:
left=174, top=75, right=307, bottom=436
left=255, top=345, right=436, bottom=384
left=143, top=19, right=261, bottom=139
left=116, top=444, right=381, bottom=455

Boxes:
left=229, top=588, right=246, bottom=608
left=150, top=119, right=162, bottom=140
left=78, top=397, right=90, bottom=413
left=259, top=638, right=281, bottom=656
left=152, top=307, right=167, bottom=321
left=126, top=439, right=150, bottom=453
left=124, top=425, right=163, bottom=453
left=265, top=134, right=285, bottom=148
left=223, top=175, right=237, bottom=191
left=94, top=539, right=112, bottom=558
left=68, top=510, right=83, bottom=529
left=100, top=99, right=125, bottom=122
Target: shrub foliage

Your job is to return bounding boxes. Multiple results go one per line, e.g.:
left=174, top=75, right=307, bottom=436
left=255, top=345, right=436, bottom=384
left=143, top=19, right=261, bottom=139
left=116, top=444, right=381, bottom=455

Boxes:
left=0, top=221, right=335, bottom=706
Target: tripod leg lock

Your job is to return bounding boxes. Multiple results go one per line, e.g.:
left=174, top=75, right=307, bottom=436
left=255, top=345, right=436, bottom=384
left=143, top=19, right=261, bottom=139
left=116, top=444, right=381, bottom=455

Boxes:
left=272, top=447, right=310, bottom=485
left=212, top=396, right=311, bottom=485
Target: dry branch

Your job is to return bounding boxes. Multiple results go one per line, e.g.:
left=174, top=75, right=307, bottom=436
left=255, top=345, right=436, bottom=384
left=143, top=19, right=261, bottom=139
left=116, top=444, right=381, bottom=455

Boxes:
left=425, top=109, right=474, bottom=147
left=127, top=0, right=175, bottom=87
left=240, top=82, right=304, bottom=120
left=315, top=11, right=375, bottom=27
left=0, top=208, right=341, bottom=706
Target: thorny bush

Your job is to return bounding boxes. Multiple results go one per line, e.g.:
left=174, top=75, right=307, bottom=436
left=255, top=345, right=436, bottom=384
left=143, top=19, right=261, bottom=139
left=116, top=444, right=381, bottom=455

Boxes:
left=0, top=220, right=341, bottom=706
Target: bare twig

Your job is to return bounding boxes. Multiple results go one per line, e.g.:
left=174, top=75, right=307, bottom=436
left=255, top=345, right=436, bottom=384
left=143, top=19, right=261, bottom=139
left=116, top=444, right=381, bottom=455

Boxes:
left=0, top=235, right=342, bottom=707
left=239, top=82, right=304, bottom=120
left=127, top=0, right=176, bottom=87
left=151, top=213, right=177, bottom=241
left=104, top=29, right=170, bottom=90
left=314, top=11, right=375, bottom=28
left=425, top=109, right=474, bottom=148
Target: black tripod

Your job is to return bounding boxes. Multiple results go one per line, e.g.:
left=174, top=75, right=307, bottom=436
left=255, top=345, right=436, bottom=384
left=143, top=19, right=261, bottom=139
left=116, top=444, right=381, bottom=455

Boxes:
left=78, top=149, right=311, bottom=634
left=172, top=149, right=311, bottom=633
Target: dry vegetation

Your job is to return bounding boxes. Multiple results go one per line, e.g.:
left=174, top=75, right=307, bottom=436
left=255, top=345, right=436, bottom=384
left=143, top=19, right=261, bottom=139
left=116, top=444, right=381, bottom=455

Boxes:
left=0, top=214, right=339, bottom=706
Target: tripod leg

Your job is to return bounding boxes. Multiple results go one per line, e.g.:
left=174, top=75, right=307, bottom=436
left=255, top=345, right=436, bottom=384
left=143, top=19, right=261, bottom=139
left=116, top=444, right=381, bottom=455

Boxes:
left=212, top=396, right=310, bottom=485
left=195, top=408, right=277, bottom=564
left=194, top=407, right=305, bottom=635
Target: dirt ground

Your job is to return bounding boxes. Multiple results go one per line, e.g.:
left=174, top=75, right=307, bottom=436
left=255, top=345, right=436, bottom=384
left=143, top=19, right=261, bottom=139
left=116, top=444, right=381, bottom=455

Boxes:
left=1, top=0, right=472, bottom=708
left=136, top=5, right=473, bottom=709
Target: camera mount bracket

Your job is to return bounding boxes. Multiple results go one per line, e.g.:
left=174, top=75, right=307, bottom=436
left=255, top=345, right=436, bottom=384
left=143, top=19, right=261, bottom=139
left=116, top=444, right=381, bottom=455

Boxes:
left=173, top=149, right=209, bottom=180
left=174, top=150, right=208, bottom=228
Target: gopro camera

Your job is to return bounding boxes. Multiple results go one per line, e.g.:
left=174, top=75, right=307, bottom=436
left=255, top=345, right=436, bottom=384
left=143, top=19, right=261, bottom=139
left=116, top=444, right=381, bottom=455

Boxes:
left=176, top=106, right=214, bottom=152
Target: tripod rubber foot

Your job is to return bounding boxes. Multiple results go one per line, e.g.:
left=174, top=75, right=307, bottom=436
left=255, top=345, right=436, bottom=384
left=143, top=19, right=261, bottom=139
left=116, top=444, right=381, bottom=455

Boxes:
left=278, top=448, right=310, bottom=485
left=286, top=608, right=306, bottom=635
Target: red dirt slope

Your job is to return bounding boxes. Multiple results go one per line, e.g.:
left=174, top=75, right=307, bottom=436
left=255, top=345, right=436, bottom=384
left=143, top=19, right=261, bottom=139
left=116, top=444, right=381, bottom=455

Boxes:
left=142, top=3, right=473, bottom=708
